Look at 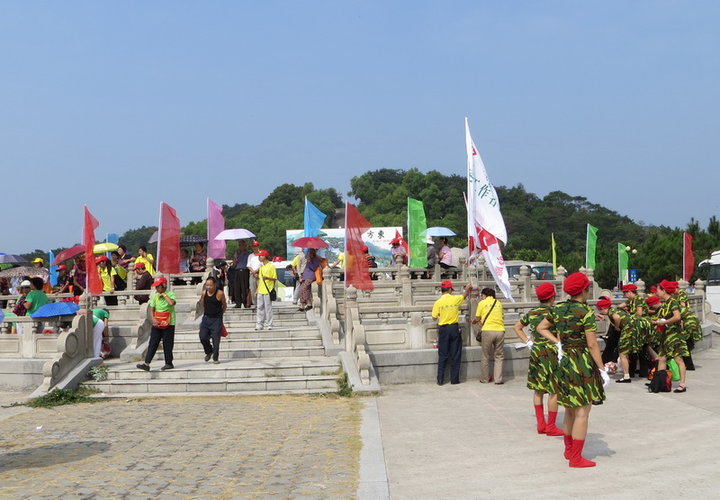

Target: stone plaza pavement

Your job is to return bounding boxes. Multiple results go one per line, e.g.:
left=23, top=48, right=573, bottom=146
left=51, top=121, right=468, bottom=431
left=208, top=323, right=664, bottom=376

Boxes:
left=2, top=346, right=719, bottom=499
left=0, top=395, right=360, bottom=499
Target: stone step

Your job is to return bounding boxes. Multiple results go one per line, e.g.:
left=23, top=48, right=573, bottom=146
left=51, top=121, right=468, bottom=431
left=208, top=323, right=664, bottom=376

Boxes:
left=165, top=337, right=323, bottom=350
left=102, top=357, right=340, bottom=381
left=88, top=388, right=336, bottom=398
left=171, top=329, right=320, bottom=340
left=83, top=375, right=338, bottom=394
left=153, top=346, right=326, bottom=360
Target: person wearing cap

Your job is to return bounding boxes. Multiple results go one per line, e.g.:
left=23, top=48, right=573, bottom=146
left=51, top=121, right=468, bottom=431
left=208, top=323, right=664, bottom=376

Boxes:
left=595, top=297, right=636, bottom=383
left=22, top=277, right=49, bottom=316
left=247, top=241, right=262, bottom=306
left=432, top=280, right=472, bottom=385
left=96, top=256, right=117, bottom=306
left=620, top=283, right=648, bottom=377
left=537, top=272, right=608, bottom=468
left=54, top=265, right=74, bottom=294
left=133, top=262, right=153, bottom=304
left=198, top=276, right=227, bottom=364
left=137, top=276, right=177, bottom=371
left=643, top=295, right=663, bottom=362
left=255, top=250, right=277, bottom=330
left=390, top=238, right=407, bottom=266
left=31, top=257, right=49, bottom=284
left=513, top=282, right=564, bottom=436
left=134, top=246, right=155, bottom=276
left=620, top=284, right=644, bottom=317
left=231, top=240, right=251, bottom=308
left=472, top=287, right=506, bottom=384
left=654, top=280, right=688, bottom=392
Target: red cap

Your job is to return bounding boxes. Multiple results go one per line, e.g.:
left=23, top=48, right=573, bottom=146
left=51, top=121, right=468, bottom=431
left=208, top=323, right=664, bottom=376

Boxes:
left=258, top=250, right=270, bottom=257
left=535, top=282, right=556, bottom=301
left=440, top=279, right=454, bottom=290
left=645, top=295, right=661, bottom=307
left=152, top=277, right=168, bottom=287
left=563, top=272, right=590, bottom=296
left=622, top=284, right=637, bottom=293
left=95, top=256, right=109, bottom=264
left=252, top=240, right=260, bottom=247
left=596, top=298, right=612, bottom=310
left=272, top=256, right=283, bottom=262
left=134, top=262, right=145, bottom=269
left=361, top=245, right=369, bottom=253
left=650, top=285, right=657, bottom=293
left=659, top=279, right=678, bottom=294
left=57, top=265, right=67, bottom=271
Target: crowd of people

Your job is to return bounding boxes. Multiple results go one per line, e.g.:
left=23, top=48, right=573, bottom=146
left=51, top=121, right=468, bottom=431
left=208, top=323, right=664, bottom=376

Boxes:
left=433, top=272, right=704, bottom=468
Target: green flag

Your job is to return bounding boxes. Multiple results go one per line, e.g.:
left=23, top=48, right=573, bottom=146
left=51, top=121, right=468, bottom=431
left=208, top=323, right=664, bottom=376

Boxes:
left=407, top=198, right=428, bottom=267
left=586, top=224, right=598, bottom=269
left=618, top=243, right=629, bottom=284
left=551, top=233, right=557, bottom=274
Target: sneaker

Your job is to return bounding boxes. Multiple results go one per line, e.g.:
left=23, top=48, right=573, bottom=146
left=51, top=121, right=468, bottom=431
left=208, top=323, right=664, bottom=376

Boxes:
left=213, top=360, right=220, bottom=365
left=136, top=363, right=150, bottom=371
left=265, top=326, right=273, bottom=330
left=204, top=354, right=212, bottom=362
left=160, top=364, right=174, bottom=371
left=616, top=378, right=631, bottom=383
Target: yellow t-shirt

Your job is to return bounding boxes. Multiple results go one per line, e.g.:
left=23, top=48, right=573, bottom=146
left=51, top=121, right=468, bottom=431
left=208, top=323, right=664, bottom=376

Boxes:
left=98, top=266, right=116, bottom=292
left=257, top=262, right=277, bottom=295
left=135, top=254, right=155, bottom=275
left=475, top=296, right=504, bottom=331
left=337, top=253, right=345, bottom=269
left=432, top=294, right=465, bottom=326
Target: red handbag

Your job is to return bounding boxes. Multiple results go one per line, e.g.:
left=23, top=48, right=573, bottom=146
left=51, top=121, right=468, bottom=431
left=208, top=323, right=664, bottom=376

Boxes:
left=154, top=311, right=171, bottom=329
left=221, top=324, right=229, bottom=337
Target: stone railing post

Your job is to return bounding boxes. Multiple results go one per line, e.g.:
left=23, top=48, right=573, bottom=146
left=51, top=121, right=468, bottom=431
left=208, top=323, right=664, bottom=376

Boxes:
left=520, top=265, right=532, bottom=303
left=636, top=278, right=645, bottom=295
left=344, top=286, right=358, bottom=354
left=694, top=279, right=706, bottom=321
left=398, top=266, right=412, bottom=306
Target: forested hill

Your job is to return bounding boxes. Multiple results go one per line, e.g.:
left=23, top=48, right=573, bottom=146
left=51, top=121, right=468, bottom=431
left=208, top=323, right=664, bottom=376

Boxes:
left=22, top=169, right=719, bottom=289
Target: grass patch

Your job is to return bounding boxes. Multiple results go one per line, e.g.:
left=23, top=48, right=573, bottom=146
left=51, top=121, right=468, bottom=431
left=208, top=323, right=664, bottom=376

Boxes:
left=337, top=372, right=353, bottom=398
left=88, top=365, right=109, bottom=382
left=26, top=388, right=107, bottom=408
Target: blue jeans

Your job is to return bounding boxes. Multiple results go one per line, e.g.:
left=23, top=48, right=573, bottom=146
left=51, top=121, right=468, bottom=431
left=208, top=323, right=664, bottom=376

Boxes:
left=437, top=323, right=462, bottom=384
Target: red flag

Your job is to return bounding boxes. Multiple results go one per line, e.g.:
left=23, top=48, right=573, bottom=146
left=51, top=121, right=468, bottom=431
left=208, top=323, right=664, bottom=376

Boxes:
left=393, top=229, right=409, bottom=255
left=345, top=203, right=373, bottom=290
left=158, top=202, right=181, bottom=274
left=83, top=206, right=102, bottom=295
left=683, top=232, right=694, bottom=282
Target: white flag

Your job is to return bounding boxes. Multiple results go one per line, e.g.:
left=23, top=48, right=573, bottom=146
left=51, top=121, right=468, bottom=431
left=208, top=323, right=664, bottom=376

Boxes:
left=466, top=117, right=507, bottom=244
left=474, top=224, right=515, bottom=302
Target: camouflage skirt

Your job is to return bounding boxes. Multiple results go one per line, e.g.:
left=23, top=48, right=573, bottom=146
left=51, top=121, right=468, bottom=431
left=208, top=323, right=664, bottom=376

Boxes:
left=527, top=343, right=559, bottom=394
left=683, top=313, right=703, bottom=342
left=659, top=327, right=690, bottom=359
left=555, top=348, right=605, bottom=408
left=618, top=317, right=645, bottom=355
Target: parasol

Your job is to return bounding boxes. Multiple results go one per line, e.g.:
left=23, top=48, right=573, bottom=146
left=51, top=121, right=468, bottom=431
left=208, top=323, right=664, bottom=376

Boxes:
left=93, top=242, right=119, bottom=253
left=180, top=235, right=208, bottom=246
left=0, top=254, right=26, bottom=264
left=423, top=227, right=457, bottom=237
left=0, top=266, right=49, bottom=279
left=215, top=229, right=256, bottom=240
left=30, top=302, right=80, bottom=318
left=291, top=237, right=329, bottom=249
left=52, top=245, right=84, bottom=265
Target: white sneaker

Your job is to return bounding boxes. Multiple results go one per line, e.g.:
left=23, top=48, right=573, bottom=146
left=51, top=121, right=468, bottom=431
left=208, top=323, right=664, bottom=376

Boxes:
left=265, top=326, right=273, bottom=330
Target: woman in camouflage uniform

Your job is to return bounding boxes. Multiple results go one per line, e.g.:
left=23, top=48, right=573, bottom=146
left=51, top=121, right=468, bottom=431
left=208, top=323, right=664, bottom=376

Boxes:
left=671, top=282, right=701, bottom=370
left=654, top=280, right=688, bottom=392
left=537, top=272, right=609, bottom=468
left=513, top=282, right=562, bottom=436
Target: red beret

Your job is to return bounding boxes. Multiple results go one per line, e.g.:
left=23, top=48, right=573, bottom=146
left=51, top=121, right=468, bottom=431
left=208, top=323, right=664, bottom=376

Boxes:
left=535, top=282, right=556, bottom=301
left=650, top=286, right=657, bottom=293
left=645, top=295, right=661, bottom=307
left=563, top=272, right=590, bottom=296
left=622, top=284, right=637, bottom=293
left=134, top=262, right=145, bottom=269
left=659, top=279, right=678, bottom=294
left=596, top=298, right=612, bottom=309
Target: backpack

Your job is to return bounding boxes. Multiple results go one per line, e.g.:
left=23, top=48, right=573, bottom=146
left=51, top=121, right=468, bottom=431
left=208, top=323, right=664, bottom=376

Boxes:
left=648, top=370, right=671, bottom=393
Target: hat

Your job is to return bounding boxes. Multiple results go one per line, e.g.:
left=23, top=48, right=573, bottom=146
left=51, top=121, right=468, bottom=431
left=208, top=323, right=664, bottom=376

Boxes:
left=32, top=258, right=44, bottom=264
left=95, top=255, right=109, bottom=264
left=258, top=250, right=270, bottom=257
left=20, top=280, right=31, bottom=288
left=134, top=262, right=146, bottom=269
left=650, top=285, right=657, bottom=293
left=440, top=279, right=454, bottom=290
left=645, top=295, right=661, bottom=307
left=659, top=279, right=678, bottom=294
left=535, top=282, right=556, bottom=301
left=622, top=284, right=637, bottom=293
left=596, top=298, right=612, bottom=310
left=152, top=276, right=168, bottom=287
left=563, top=272, right=590, bottom=296
left=57, top=265, right=67, bottom=271
left=252, top=240, right=261, bottom=247
left=361, top=245, right=369, bottom=253
left=425, top=236, right=434, bottom=244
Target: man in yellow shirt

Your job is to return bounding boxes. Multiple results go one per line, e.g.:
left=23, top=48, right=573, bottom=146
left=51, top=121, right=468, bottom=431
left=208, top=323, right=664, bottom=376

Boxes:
left=255, top=250, right=277, bottom=330
left=432, top=279, right=472, bottom=385
left=473, top=288, right=505, bottom=384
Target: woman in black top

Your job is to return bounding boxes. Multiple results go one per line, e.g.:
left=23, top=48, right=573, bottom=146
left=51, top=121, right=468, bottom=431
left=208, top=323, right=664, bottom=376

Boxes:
left=198, top=276, right=227, bottom=364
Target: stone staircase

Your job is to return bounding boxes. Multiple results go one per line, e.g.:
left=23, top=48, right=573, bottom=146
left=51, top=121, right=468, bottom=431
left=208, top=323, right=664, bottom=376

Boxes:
left=83, top=303, right=342, bottom=397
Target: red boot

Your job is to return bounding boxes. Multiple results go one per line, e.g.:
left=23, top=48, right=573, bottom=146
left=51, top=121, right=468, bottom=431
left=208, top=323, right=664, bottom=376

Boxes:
left=534, top=405, right=546, bottom=434
left=544, top=411, right=564, bottom=436
left=568, top=439, right=596, bottom=468
left=563, top=434, right=573, bottom=460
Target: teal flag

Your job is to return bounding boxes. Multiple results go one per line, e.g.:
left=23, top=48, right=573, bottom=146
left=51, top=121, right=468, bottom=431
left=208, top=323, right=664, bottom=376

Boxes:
left=48, top=250, right=58, bottom=287
left=586, top=224, right=598, bottom=269
left=618, top=243, right=629, bottom=284
left=303, top=197, right=326, bottom=238
left=407, top=198, right=428, bottom=267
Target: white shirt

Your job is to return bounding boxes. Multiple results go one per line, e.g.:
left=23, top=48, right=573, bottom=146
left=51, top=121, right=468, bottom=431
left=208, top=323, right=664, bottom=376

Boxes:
left=247, top=254, right=261, bottom=272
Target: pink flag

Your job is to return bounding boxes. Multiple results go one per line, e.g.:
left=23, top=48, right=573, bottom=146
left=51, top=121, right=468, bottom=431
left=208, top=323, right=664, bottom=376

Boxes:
left=83, top=206, right=102, bottom=295
left=345, top=203, right=374, bottom=291
left=207, top=198, right=226, bottom=259
left=158, top=202, right=181, bottom=274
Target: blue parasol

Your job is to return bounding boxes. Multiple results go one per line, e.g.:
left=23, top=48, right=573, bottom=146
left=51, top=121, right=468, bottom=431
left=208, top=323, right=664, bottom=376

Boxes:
left=30, top=302, right=80, bottom=318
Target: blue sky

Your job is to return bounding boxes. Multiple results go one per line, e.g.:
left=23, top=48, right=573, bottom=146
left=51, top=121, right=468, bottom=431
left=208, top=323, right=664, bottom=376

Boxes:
left=1, top=1, right=718, bottom=254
